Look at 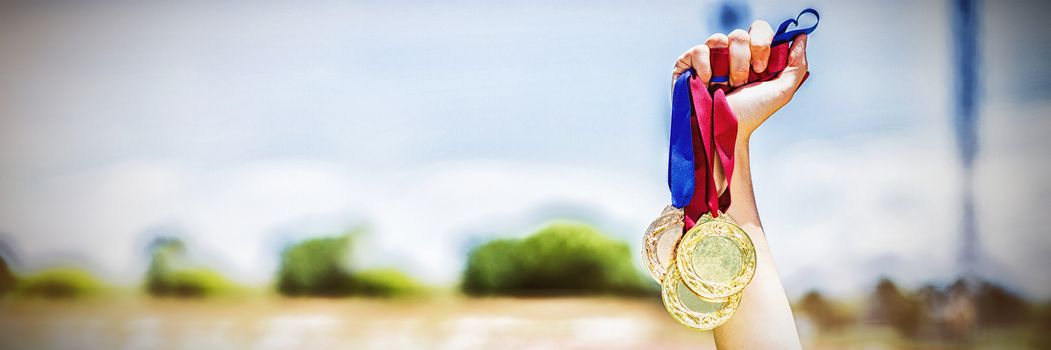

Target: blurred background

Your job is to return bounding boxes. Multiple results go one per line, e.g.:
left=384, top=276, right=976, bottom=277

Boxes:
left=1, top=0, right=1049, bottom=349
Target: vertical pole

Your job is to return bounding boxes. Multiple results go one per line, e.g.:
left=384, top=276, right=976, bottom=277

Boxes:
left=951, top=0, right=980, bottom=281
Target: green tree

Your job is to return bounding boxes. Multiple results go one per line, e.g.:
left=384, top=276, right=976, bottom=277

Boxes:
left=275, top=232, right=424, bottom=297
left=146, top=237, right=184, bottom=295
left=462, top=221, right=652, bottom=296
left=144, top=237, right=235, bottom=297
left=277, top=235, right=355, bottom=296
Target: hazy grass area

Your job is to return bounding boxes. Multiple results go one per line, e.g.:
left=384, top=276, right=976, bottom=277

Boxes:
left=0, top=297, right=1044, bottom=350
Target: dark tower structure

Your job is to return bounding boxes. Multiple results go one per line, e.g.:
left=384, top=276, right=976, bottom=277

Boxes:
left=951, top=0, right=981, bottom=281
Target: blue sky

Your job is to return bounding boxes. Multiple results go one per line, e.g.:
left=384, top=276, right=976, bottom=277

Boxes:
left=1, top=0, right=1049, bottom=298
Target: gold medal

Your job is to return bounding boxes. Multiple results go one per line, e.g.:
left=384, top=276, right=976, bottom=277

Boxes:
left=661, top=263, right=742, bottom=330
left=645, top=206, right=746, bottom=330
left=642, top=205, right=686, bottom=282
left=675, top=212, right=756, bottom=300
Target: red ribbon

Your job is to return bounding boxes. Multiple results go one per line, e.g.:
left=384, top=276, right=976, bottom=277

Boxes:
left=681, top=42, right=806, bottom=230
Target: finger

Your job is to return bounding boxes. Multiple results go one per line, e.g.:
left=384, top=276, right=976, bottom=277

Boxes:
left=705, top=33, right=728, bottom=85
left=672, top=53, right=691, bottom=81
left=748, top=20, right=774, bottom=73
left=688, top=45, right=712, bottom=85
left=727, top=29, right=751, bottom=87
left=705, top=32, right=729, bottom=49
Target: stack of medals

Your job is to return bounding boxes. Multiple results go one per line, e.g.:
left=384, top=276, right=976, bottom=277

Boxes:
left=642, top=67, right=756, bottom=330
left=643, top=8, right=818, bottom=330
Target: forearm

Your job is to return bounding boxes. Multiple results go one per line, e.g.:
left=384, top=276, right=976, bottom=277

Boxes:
left=713, top=135, right=802, bottom=349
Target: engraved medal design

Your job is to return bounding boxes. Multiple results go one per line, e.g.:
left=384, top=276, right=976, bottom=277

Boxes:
left=675, top=213, right=756, bottom=300
left=645, top=210, right=749, bottom=330
left=642, top=205, right=685, bottom=282
left=661, top=263, right=741, bottom=330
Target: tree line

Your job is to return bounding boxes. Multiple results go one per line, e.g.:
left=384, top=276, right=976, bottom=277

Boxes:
left=0, top=221, right=652, bottom=298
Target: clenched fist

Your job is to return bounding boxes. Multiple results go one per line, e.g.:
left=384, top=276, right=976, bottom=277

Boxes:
left=672, top=20, right=809, bottom=140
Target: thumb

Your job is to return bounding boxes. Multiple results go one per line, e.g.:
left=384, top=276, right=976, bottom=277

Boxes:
left=775, top=34, right=808, bottom=92
left=787, top=34, right=807, bottom=69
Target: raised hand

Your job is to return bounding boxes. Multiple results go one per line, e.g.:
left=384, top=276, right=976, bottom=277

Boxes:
left=672, top=20, right=809, bottom=139
left=669, top=18, right=811, bottom=350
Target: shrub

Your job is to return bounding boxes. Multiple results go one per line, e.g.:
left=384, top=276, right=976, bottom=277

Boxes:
left=462, top=221, right=653, bottom=296
left=867, top=278, right=925, bottom=337
left=145, top=237, right=237, bottom=297
left=1036, top=304, right=1051, bottom=349
left=351, top=268, right=425, bottom=297
left=0, top=255, right=14, bottom=296
left=973, top=280, right=1030, bottom=327
left=16, top=267, right=106, bottom=298
left=276, top=233, right=425, bottom=297
left=796, top=290, right=854, bottom=331
left=157, top=268, right=237, bottom=297
left=277, top=235, right=355, bottom=296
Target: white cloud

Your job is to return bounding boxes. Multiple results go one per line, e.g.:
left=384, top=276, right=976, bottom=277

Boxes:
left=758, top=101, right=1051, bottom=298
left=363, top=161, right=664, bottom=283
left=757, top=129, right=960, bottom=297
left=5, top=126, right=1047, bottom=299
left=972, top=103, right=1051, bottom=297
left=0, top=159, right=667, bottom=286
left=0, top=161, right=185, bottom=279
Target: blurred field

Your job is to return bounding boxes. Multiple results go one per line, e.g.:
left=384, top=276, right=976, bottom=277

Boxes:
left=0, top=297, right=717, bottom=350
left=1, top=297, right=1043, bottom=350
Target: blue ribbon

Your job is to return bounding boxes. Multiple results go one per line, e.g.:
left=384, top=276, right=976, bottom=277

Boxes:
left=667, top=9, right=818, bottom=208
left=668, top=70, right=696, bottom=208
left=773, top=8, right=820, bottom=45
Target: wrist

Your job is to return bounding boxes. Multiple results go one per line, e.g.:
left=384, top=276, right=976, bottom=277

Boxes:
left=736, top=128, right=752, bottom=146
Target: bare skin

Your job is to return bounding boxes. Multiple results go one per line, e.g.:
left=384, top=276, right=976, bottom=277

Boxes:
left=671, top=20, right=810, bottom=349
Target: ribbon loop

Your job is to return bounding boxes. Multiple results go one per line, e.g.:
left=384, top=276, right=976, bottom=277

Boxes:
left=709, top=8, right=819, bottom=85
left=773, top=8, right=820, bottom=45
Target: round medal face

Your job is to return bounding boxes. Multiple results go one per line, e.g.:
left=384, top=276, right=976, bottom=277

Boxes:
left=675, top=213, right=756, bottom=300
left=661, top=264, right=741, bottom=330
left=642, top=206, right=688, bottom=282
